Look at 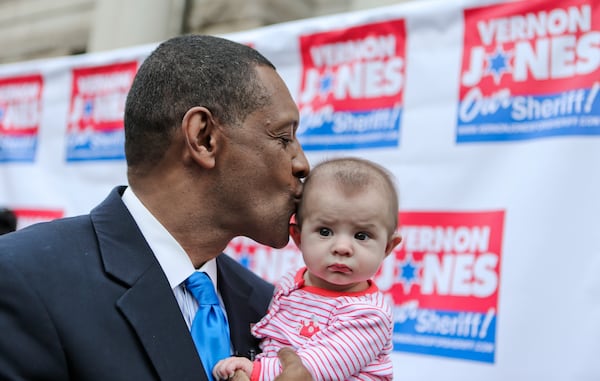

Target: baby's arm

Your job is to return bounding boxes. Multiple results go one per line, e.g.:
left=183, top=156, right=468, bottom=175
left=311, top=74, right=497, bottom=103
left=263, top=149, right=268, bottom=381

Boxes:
left=214, top=357, right=254, bottom=380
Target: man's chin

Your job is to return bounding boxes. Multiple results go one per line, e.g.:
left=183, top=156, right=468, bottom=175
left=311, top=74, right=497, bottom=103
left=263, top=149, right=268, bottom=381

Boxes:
left=254, top=232, right=291, bottom=250
left=266, top=237, right=290, bottom=249
left=270, top=238, right=291, bottom=249
left=248, top=214, right=293, bottom=248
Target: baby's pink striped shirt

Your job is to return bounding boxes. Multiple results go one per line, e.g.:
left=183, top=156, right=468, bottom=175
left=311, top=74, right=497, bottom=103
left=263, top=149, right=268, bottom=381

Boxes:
left=251, top=267, right=393, bottom=381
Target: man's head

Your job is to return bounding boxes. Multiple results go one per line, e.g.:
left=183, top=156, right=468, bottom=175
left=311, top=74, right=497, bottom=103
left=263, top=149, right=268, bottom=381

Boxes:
left=123, top=34, right=309, bottom=251
left=124, top=34, right=275, bottom=171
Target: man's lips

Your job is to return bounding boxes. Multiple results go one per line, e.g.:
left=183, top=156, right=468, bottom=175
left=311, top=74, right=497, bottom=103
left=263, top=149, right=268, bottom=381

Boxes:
left=328, top=264, right=352, bottom=273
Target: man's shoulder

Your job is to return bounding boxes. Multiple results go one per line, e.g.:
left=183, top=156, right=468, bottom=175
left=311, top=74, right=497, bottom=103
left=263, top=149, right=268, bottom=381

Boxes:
left=0, top=215, right=93, bottom=263
left=0, top=214, right=91, bottom=245
left=0, top=186, right=124, bottom=253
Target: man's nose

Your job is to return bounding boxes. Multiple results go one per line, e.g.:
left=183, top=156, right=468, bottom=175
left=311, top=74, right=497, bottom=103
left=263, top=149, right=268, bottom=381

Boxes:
left=292, top=144, right=310, bottom=179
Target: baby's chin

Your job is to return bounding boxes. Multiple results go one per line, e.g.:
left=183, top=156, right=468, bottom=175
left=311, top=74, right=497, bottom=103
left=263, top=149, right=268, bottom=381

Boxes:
left=322, top=277, right=369, bottom=293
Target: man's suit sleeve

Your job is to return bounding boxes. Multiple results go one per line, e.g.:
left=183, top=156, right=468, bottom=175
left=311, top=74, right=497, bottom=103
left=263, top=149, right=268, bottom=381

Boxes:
left=0, top=256, right=69, bottom=380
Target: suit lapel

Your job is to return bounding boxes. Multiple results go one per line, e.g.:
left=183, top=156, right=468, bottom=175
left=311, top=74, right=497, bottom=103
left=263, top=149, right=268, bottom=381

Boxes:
left=91, top=187, right=206, bottom=381
left=217, top=254, right=270, bottom=358
left=117, top=265, right=206, bottom=381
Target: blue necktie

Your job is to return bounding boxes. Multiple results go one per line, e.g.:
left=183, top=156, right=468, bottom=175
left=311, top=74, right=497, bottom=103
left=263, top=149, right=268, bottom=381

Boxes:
left=185, top=272, right=231, bottom=381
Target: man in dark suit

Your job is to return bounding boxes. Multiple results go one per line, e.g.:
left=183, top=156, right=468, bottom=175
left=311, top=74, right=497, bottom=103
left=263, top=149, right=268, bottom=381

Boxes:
left=0, top=35, right=312, bottom=381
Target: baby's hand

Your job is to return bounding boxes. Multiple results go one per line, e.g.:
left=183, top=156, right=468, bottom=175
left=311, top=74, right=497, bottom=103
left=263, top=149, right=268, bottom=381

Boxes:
left=213, top=356, right=254, bottom=380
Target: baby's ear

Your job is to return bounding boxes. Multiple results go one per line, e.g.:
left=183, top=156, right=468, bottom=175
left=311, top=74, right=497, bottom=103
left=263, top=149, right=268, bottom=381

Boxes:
left=385, top=233, right=402, bottom=256
left=289, top=223, right=302, bottom=248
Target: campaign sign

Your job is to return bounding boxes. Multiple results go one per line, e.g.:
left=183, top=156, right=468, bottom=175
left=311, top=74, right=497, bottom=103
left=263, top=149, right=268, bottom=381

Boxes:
left=12, top=208, right=64, bottom=229
left=226, top=236, right=305, bottom=283
left=457, top=0, right=600, bottom=142
left=297, top=20, right=406, bottom=150
left=387, top=211, right=505, bottom=363
left=0, top=74, right=43, bottom=162
left=225, top=211, right=505, bottom=363
left=66, top=62, right=137, bottom=161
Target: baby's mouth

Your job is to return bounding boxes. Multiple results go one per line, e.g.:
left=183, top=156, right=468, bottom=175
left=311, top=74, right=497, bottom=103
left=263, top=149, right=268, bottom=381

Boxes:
left=328, top=264, right=352, bottom=273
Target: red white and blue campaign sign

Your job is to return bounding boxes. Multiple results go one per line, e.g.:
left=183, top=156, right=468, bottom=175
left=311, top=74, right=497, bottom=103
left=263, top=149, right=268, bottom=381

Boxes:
left=389, top=211, right=505, bottom=363
left=12, top=208, right=64, bottom=230
left=226, top=210, right=505, bottom=364
left=0, top=74, right=43, bottom=162
left=66, top=62, right=137, bottom=161
left=2, top=2, right=600, bottom=379
left=297, top=20, right=406, bottom=150
left=457, top=0, right=600, bottom=142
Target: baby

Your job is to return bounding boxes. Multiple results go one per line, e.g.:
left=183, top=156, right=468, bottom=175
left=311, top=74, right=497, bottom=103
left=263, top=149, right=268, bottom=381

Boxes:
left=214, top=157, right=402, bottom=381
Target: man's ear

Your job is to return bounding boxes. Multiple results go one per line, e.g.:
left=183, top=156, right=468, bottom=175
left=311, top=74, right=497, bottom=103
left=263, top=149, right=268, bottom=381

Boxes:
left=385, top=233, right=402, bottom=257
left=289, top=223, right=302, bottom=248
left=181, top=106, right=218, bottom=168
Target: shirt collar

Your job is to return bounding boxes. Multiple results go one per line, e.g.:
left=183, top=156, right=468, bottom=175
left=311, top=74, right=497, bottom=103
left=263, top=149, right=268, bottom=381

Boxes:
left=121, top=187, right=217, bottom=290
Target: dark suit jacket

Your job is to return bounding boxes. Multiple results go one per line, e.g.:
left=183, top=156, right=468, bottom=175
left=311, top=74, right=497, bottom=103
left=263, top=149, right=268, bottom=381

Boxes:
left=0, top=186, right=274, bottom=380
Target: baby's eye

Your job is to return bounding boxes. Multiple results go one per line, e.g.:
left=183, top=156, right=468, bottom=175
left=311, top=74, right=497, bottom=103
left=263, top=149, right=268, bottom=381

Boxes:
left=319, top=228, right=332, bottom=237
left=355, top=232, right=370, bottom=241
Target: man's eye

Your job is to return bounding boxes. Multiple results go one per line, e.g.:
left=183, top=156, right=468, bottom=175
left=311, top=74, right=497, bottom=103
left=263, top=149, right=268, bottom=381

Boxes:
left=355, top=232, right=369, bottom=241
left=279, top=137, right=292, bottom=146
left=319, top=228, right=332, bottom=237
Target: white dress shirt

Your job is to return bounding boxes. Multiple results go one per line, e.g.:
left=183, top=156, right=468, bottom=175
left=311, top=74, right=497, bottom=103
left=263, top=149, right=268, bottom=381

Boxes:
left=121, top=187, right=225, bottom=329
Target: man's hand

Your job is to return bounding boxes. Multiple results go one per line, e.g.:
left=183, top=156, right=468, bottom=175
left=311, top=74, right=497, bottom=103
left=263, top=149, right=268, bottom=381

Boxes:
left=274, top=348, right=313, bottom=381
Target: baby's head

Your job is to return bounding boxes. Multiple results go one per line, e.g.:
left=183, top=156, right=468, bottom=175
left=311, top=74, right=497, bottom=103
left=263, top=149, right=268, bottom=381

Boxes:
left=296, top=157, right=399, bottom=236
left=292, top=157, right=402, bottom=292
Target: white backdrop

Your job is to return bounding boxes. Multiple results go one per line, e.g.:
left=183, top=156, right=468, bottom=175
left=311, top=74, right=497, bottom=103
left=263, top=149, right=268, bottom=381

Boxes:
left=1, top=0, right=599, bottom=379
